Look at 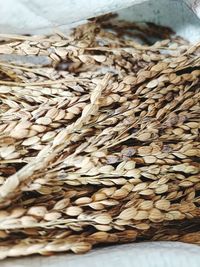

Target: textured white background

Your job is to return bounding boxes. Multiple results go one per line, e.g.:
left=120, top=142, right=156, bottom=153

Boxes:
left=0, top=0, right=147, bottom=34
left=0, top=0, right=199, bottom=39
left=2, top=242, right=200, bottom=267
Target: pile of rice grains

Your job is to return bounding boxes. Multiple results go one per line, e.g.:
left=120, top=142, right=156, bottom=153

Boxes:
left=0, top=15, right=199, bottom=259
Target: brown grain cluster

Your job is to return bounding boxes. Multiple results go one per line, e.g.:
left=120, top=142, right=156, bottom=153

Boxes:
left=0, top=16, right=199, bottom=259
